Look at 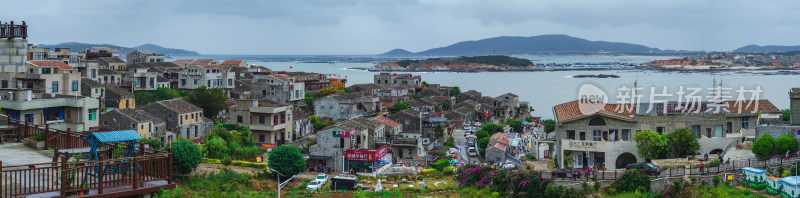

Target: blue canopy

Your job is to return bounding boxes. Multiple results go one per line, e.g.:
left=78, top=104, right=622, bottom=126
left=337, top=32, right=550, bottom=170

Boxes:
left=86, top=130, right=142, bottom=143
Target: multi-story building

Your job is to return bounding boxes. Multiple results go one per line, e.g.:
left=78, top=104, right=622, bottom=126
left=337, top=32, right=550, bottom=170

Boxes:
left=228, top=99, right=294, bottom=147
left=81, top=47, right=119, bottom=59
left=26, top=61, right=82, bottom=96
left=0, top=21, right=28, bottom=73
left=553, top=100, right=779, bottom=170
left=177, top=65, right=235, bottom=90
left=313, top=93, right=380, bottom=122
left=373, top=72, right=421, bottom=87
left=101, top=108, right=168, bottom=140
left=140, top=98, right=211, bottom=140
left=0, top=89, right=100, bottom=132
left=126, top=50, right=165, bottom=64
left=251, top=74, right=305, bottom=105
left=27, top=47, right=80, bottom=64
left=171, top=59, right=218, bottom=68
left=97, top=57, right=126, bottom=70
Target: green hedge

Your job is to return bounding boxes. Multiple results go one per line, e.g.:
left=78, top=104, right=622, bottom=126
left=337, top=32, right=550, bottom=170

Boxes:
left=202, top=158, right=267, bottom=169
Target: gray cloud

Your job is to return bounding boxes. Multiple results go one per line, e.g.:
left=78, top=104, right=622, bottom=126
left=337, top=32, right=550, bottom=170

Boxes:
left=2, top=0, right=799, bottom=54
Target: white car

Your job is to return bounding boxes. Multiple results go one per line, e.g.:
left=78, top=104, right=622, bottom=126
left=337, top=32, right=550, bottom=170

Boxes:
left=314, top=173, right=328, bottom=185
left=474, top=122, right=482, bottom=127
left=468, top=148, right=478, bottom=157
left=306, top=180, right=323, bottom=191
left=463, top=125, right=471, bottom=130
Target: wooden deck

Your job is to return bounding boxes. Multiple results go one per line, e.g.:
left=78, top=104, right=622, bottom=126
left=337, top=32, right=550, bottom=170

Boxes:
left=1, top=119, right=175, bottom=197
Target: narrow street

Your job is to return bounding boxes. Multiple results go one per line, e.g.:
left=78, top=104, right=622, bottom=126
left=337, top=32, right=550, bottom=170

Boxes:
left=452, top=128, right=479, bottom=164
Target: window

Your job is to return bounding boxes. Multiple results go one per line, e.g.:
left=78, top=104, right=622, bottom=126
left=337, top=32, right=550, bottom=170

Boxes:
left=592, top=130, right=602, bottom=141
left=228, top=79, right=233, bottom=86
left=273, top=115, right=279, bottom=125
left=579, top=131, right=586, bottom=140
left=194, top=79, right=199, bottom=85
left=622, top=129, right=631, bottom=141
left=259, top=134, right=265, bottom=142
left=741, top=117, right=749, bottom=129
left=281, top=114, right=286, bottom=124
left=692, top=125, right=701, bottom=138
left=259, top=116, right=265, bottom=124
left=140, top=125, right=144, bottom=129
left=91, top=69, right=96, bottom=78
left=52, top=81, right=59, bottom=93
left=567, top=130, right=575, bottom=140
left=1, top=80, right=7, bottom=88
left=656, top=127, right=665, bottom=134
left=181, top=79, right=186, bottom=86
left=71, top=80, right=78, bottom=91
left=89, top=110, right=97, bottom=120
left=237, top=116, right=243, bottom=123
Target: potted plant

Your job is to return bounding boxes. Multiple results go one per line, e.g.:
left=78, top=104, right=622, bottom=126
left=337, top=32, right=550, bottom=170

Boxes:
left=23, top=132, right=46, bottom=150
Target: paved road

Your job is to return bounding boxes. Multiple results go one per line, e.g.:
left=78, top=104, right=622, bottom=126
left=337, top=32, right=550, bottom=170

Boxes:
left=452, top=129, right=478, bottom=164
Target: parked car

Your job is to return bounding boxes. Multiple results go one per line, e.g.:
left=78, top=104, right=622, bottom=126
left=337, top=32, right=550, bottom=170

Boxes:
left=625, top=163, right=662, bottom=176
left=314, top=173, right=328, bottom=185
left=464, top=131, right=473, bottom=136
left=474, top=122, right=482, bottom=127
left=468, top=148, right=478, bottom=157
left=468, top=141, right=475, bottom=147
left=330, top=176, right=360, bottom=190
left=306, top=180, right=323, bottom=191
left=463, top=125, right=471, bottom=130
left=552, top=168, right=572, bottom=178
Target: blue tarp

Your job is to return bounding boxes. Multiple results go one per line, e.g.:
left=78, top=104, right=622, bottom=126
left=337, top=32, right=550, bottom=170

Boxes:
left=86, top=130, right=142, bottom=143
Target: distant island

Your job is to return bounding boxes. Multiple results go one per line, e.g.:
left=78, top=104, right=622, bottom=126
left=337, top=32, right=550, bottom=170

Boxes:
left=370, top=55, right=541, bottom=72
left=733, top=45, right=800, bottom=53
left=378, top=34, right=699, bottom=57
left=572, top=74, right=620, bottom=78
left=35, top=42, right=200, bottom=56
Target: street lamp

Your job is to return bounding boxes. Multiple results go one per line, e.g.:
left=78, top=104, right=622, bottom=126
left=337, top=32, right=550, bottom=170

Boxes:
left=269, top=168, right=285, bottom=198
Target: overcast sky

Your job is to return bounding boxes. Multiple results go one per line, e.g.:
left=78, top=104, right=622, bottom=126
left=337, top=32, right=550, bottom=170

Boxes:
left=3, top=0, right=799, bottom=55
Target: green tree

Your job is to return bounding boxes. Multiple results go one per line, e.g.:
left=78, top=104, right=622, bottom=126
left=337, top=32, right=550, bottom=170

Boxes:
left=390, top=102, right=411, bottom=113
left=313, top=86, right=347, bottom=98
left=433, top=103, right=441, bottom=112
left=783, top=109, right=791, bottom=121
left=482, top=122, right=504, bottom=134
left=185, top=86, right=228, bottom=119
left=450, top=86, right=461, bottom=96
left=153, top=87, right=181, bottom=101
left=434, top=125, right=445, bottom=139
left=665, top=128, right=701, bottom=157
left=632, top=130, right=671, bottom=160
left=134, top=92, right=155, bottom=105
left=478, top=137, right=490, bottom=157
left=543, top=119, right=556, bottom=132
left=504, top=119, right=523, bottom=132
left=137, top=138, right=163, bottom=150
left=442, top=101, right=451, bottom=110
left=777, top=135, right=798, bottom=155
left=170, top=139, right=202, bottom=174
left=204, top=136, right=229, bottom=159
left=268, top=145, right=306, bottom=178
left=422, top=81, right=429, bottom=86
left=475, top=129, right=489, bottom=139
left=413, top=94, right=425, bottom=99
left=302, top=93, right=314, bottom=104
left=753, top=134, right=775, bottom=158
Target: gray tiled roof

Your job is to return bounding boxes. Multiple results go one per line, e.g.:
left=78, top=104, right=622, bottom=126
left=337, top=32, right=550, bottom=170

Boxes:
left=113, top=108, right=166, bottom=124
left=151, top=98, right=203, bottom=114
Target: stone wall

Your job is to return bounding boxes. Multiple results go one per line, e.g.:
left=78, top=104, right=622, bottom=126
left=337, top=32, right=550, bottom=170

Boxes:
left=0, top=39, right=27, bottom=73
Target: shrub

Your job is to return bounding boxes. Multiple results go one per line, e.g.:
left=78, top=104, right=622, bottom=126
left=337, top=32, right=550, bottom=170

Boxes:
left=712, top=175, right=721, bottom=186
left=442, top=166, right=455, bottom=176
left=202, top=158, right=222, bottom=164
left=171, top=139, right=202, bottom=174
left=430, top=159, right=450, bottom=172
left=138, top=138, right=164, bottom=150
left=422, top=168, right=439, bottom=174
left=268, top=145, right=305, bottom=178
left=776, top=135, right=798, bottom=155
left=610, top=169, right=651, bottom=193
left=455, top=164, right=552, bottom=196
left=752, top=134, right=775, bottom=158
left=32, top=132, right=46, bottom=141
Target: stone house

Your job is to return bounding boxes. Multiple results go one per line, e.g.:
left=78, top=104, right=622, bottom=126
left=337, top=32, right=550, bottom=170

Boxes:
left=388, top=109, right=422, bottom=133
left=26, top=61, right=82, bottom=96
left=80, top=78, right=105, bottom=99
left=372, top=116, right=402, bottom=141
left=104, top=85, right=135, bottom=109
left=313, top=93, right=379, bottom=122
left=227, top=99, right=294, bottom=147
left=97, top=57, right=126, bottom=71
left=373, top=72, right=422, bottom=88
left=177, top=65, right=235, bottom=90
left=251, top=74, right=306, bottom=105
left=126, top=50, right=164, bottom=64
left=97, top=69, right=123, bottom=85
left=456, top=90, right=482, bottom=103
left=485, top=133, right=510, bottom=164
left=101, top=108, right=169, bottom=141
left=140, top=98, right=211, bottom=140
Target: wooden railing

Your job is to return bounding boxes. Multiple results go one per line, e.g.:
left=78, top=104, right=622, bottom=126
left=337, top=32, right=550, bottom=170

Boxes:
left=2, top=119, right=174, bottom=197
left=0, top=21, right=27, bottom=39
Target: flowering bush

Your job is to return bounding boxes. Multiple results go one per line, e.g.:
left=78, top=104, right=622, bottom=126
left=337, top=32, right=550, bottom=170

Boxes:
left=455, top=164, right=552, bottom=196
left=610, top=169, right=651, bottom=193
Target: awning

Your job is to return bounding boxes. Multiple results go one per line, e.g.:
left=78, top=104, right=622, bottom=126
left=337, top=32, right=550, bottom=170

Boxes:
left=308, top=155, right=333, bottom=160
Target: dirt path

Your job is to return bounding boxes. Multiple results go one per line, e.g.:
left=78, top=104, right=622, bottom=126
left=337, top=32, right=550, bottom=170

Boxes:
left=192, top=163, right=264, bottom=175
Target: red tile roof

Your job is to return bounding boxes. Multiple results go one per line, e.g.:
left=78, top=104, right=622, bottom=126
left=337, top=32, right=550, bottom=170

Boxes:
left=27, top=61, right=76, bottom=70
left=726, top=100, right=780, bottom=113
left=220, top=60, right=243, bottom=65
left=372, top=116, right=401, bottom=128
left=489, top=133, right=509, bottom=146
left=553, top=100, right=636, bottom=122
left=172, top=59, right=195, bottom=64
left=191, top=59, right=215, bottom=65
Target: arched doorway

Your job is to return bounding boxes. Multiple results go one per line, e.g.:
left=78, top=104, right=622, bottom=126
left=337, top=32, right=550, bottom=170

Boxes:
left=710, top=149, right=724, bottom=155
left=615, top=152, right=637, bottom=169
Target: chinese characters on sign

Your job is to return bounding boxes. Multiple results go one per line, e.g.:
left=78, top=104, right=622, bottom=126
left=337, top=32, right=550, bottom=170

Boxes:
left=332, top=130, right=351, bottom=137
left=568, top=141, right=597, bottom=149
left=346, top=145, right=388, bottom=161
left=603, top=84, right=764, bottom=115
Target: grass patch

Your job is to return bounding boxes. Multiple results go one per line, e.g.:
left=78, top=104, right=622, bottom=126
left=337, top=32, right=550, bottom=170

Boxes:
left=155, top=168, right=277, bottom=198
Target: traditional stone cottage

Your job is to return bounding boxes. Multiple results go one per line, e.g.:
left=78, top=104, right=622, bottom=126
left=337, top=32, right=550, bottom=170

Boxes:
left=140, top=98, right=211, bottom=140
left=101, top=108, right=169, bottom=141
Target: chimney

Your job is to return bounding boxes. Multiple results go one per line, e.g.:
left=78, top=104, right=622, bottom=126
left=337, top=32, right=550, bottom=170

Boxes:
left=791, top=88, right=800, bottom=125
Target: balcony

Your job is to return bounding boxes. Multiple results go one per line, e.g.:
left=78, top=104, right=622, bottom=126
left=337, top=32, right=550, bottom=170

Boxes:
left=0, top=21, right=27, bottom=39
left=250, top=123, right=286, bottom=131
left=15, top=73, right=40, bottom=79
left=250, top=106, right=288, bottom=114
left=391, top=138, right=418, bottom=147
left=0, top=97, right=98, bottom=111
